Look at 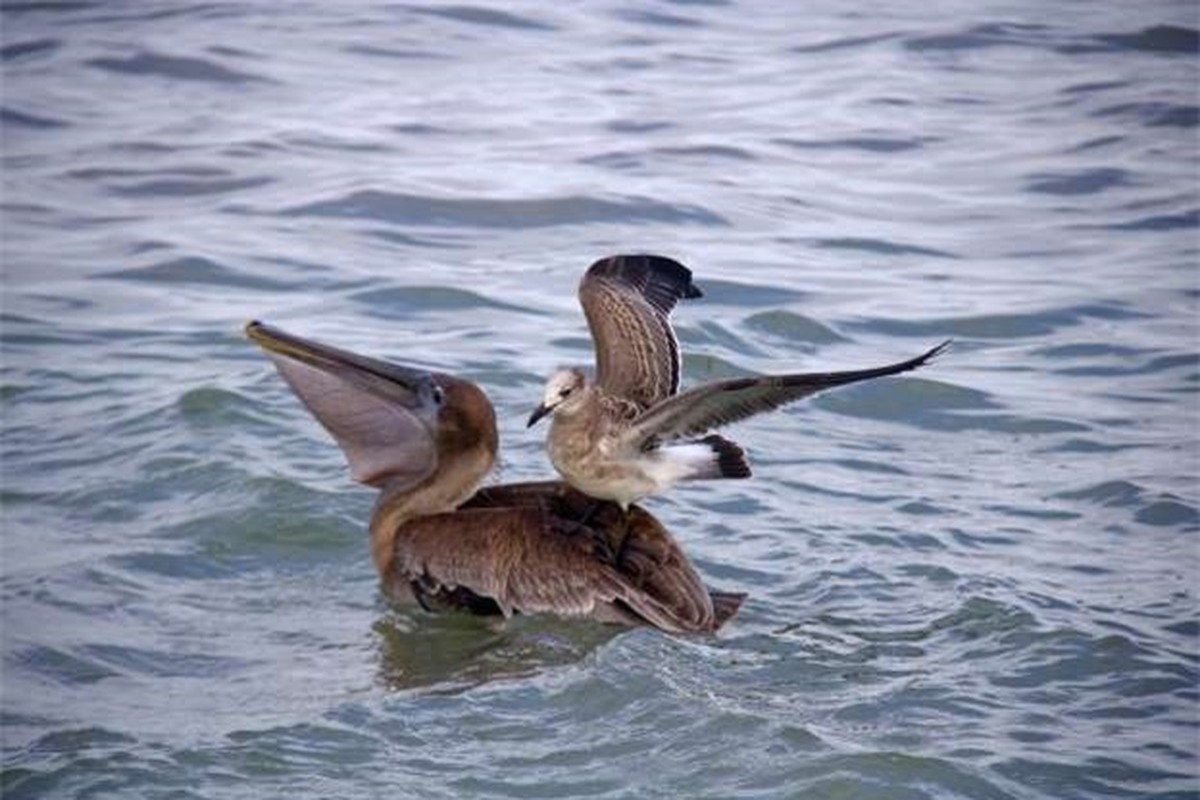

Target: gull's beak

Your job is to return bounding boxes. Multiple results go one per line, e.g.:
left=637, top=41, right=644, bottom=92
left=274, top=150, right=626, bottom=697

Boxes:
left=527, top=403, right=552, bottom=428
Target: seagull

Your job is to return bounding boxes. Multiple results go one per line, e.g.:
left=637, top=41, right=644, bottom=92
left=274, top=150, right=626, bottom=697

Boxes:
left=246, top=320, right=743, bottom=633
left=527, top=255, right=950, bottom=509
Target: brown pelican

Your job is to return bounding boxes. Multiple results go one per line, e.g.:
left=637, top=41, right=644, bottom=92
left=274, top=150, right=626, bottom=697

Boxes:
left=246, top=320, right=743, bottom=633
left=527, top=255, right=950, bottom=509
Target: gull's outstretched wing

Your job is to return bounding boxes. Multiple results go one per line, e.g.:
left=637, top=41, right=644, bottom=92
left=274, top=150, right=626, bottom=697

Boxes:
left=579, top=254, right=701, bottom=409
left=621, top=341, right=951, bottom=448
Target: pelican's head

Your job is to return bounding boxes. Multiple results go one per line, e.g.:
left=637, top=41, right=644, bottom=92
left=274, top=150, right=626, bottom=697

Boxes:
left=527, top=368, right=587, bottom=427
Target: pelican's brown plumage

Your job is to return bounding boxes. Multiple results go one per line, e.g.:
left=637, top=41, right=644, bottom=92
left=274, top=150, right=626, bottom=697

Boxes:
left=528, top=255, right=951, bottom=509
left=246, top=321, right=742, bottom=633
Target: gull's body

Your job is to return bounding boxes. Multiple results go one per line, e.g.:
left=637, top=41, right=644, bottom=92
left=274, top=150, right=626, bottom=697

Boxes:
left=247, top=321, right=742, bottom=633
left=529, top=255, right=949, bottom=508
left=542, top=374, right=748, bottom=509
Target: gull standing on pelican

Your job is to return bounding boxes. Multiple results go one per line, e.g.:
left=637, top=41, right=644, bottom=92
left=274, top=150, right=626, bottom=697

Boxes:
left=527, top=255, right=950, bottom=509
left=246, top=321, right=742, bottom=633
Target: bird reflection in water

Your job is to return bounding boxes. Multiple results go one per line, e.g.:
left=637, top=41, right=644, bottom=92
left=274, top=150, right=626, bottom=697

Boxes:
left=372, top=610, right=625, bottom=692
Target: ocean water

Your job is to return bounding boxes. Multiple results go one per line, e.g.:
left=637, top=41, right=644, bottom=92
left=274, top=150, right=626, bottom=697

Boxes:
left=2, top=1, right=1198, bottom=798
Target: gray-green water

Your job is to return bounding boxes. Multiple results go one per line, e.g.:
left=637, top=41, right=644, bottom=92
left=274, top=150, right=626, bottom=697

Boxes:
left=3, top=2, right=1198, bottom=798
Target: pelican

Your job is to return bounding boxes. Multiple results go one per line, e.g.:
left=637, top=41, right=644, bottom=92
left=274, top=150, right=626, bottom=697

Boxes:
left=246, top=321, right=743, bottom=633
left=527, top=255, right=950, bottom=509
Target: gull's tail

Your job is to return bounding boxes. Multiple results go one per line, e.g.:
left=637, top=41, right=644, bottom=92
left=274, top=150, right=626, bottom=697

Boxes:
left=686, top=434, right=752, bottom=480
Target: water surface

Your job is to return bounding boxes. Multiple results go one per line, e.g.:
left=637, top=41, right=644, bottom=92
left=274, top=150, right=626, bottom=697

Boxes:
left=2, top=1, right=1198, bottom=798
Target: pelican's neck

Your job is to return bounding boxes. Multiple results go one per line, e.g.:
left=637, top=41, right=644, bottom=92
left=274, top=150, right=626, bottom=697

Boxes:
left=368, top=449, right=494, bottom=578
left=369, top=482, right=421, bottom=578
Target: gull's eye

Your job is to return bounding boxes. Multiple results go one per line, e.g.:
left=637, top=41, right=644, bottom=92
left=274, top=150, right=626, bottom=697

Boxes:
left=432, top=385, right=445, bottom=405
left=559, top=387, right=571, bottom=398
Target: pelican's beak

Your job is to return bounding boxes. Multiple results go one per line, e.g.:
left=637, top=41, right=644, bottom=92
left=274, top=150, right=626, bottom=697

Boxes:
left=245, top=320, right=438, bottom=409
left=244, top=319, right=448, bottom=489
left=527, top=403, right=552, bottom=428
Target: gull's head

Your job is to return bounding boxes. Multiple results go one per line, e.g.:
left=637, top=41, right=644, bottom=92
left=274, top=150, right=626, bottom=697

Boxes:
left=527, top=368, right=587, bottom=427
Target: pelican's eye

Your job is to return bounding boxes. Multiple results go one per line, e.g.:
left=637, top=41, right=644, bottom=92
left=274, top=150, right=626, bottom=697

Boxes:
left=432, top=385, right=445, bottom=405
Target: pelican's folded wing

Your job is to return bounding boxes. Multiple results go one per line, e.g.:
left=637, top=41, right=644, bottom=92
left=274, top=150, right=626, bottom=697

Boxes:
left=462, top=481, right=573, bottom=509
left=392, top=500, right=729, bottom=633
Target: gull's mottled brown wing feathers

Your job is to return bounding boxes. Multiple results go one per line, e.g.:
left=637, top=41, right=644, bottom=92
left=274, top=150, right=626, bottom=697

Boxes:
left=580, top=255, right=701, bottom=409
left=622, top=340, right=951, bottom=448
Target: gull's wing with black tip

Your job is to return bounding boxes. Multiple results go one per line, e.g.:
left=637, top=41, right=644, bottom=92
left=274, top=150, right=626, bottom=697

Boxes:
left=621, top=341, right=951, bottom=448
left=579, top=254, right=702, bottom=409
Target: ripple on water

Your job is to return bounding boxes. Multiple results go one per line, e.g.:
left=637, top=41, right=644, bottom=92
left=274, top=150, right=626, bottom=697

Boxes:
left=773, top=134, right=934, bottom=153
left=0, top=106, right=69, bottom=130
left=615, top=8, right=707, bottom=29
left=696, top=278, right=807, bottom=307
left=1025, top=167, right=1135, bottom=196
left=96, top=256, right=296, bottom=292
left=1134, top=499, right=1200, bottom=528
left=1056, top=352, right=1199, bottom=379
left=85, top=50, right=271, bottom=84
left=276, top=190, right=728, bottom=228
left=407, top=4, right=559, bottom=32
left=1106, top=207, right=1200, bottom=232
left=849, top=303, right=1149, bottom=340
left=1038, top=436, right=1150, bottom=454
left=1052, top=479, right=1147, bottom=507
left=680, top=319, right=769, bottom=359
left=0, top=38, right=63, bottom=61
left=76, top=643, right=252, bottom=679
left=3, top=725, right=179, bottom=800
left=225, top=722, right=383, bottom=770
left=902, top=20, right=1200, bottom=57
left=349, top=285, right=536, bottom=318
left=994, top=755, right=1197, bottom=800
left=151, top=495, right=362, bottom=570
left=680, top=352, right=759, bottom=381
left=1052, top=480, right=1200, bottom=528
left=1087, top=24, right=1200, bottom=55
left=649, top=144, right=758, bottom=161
left=10, top=645, right=120, bottom=686
left=812, top=236, right=960, bottom=259
left=1033, top=343, right=1148, bottom=360
left=1092, top=100, right=1199, bottom=129
left=105, top=174, right=273, bottom=198
left=742, top=309, right=848, bottom=346
left=895, top=499, right=955, bottom=517
left=902, top=22, right=1049, bottom=52
left=812, top=375, right=1086, bottom=436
